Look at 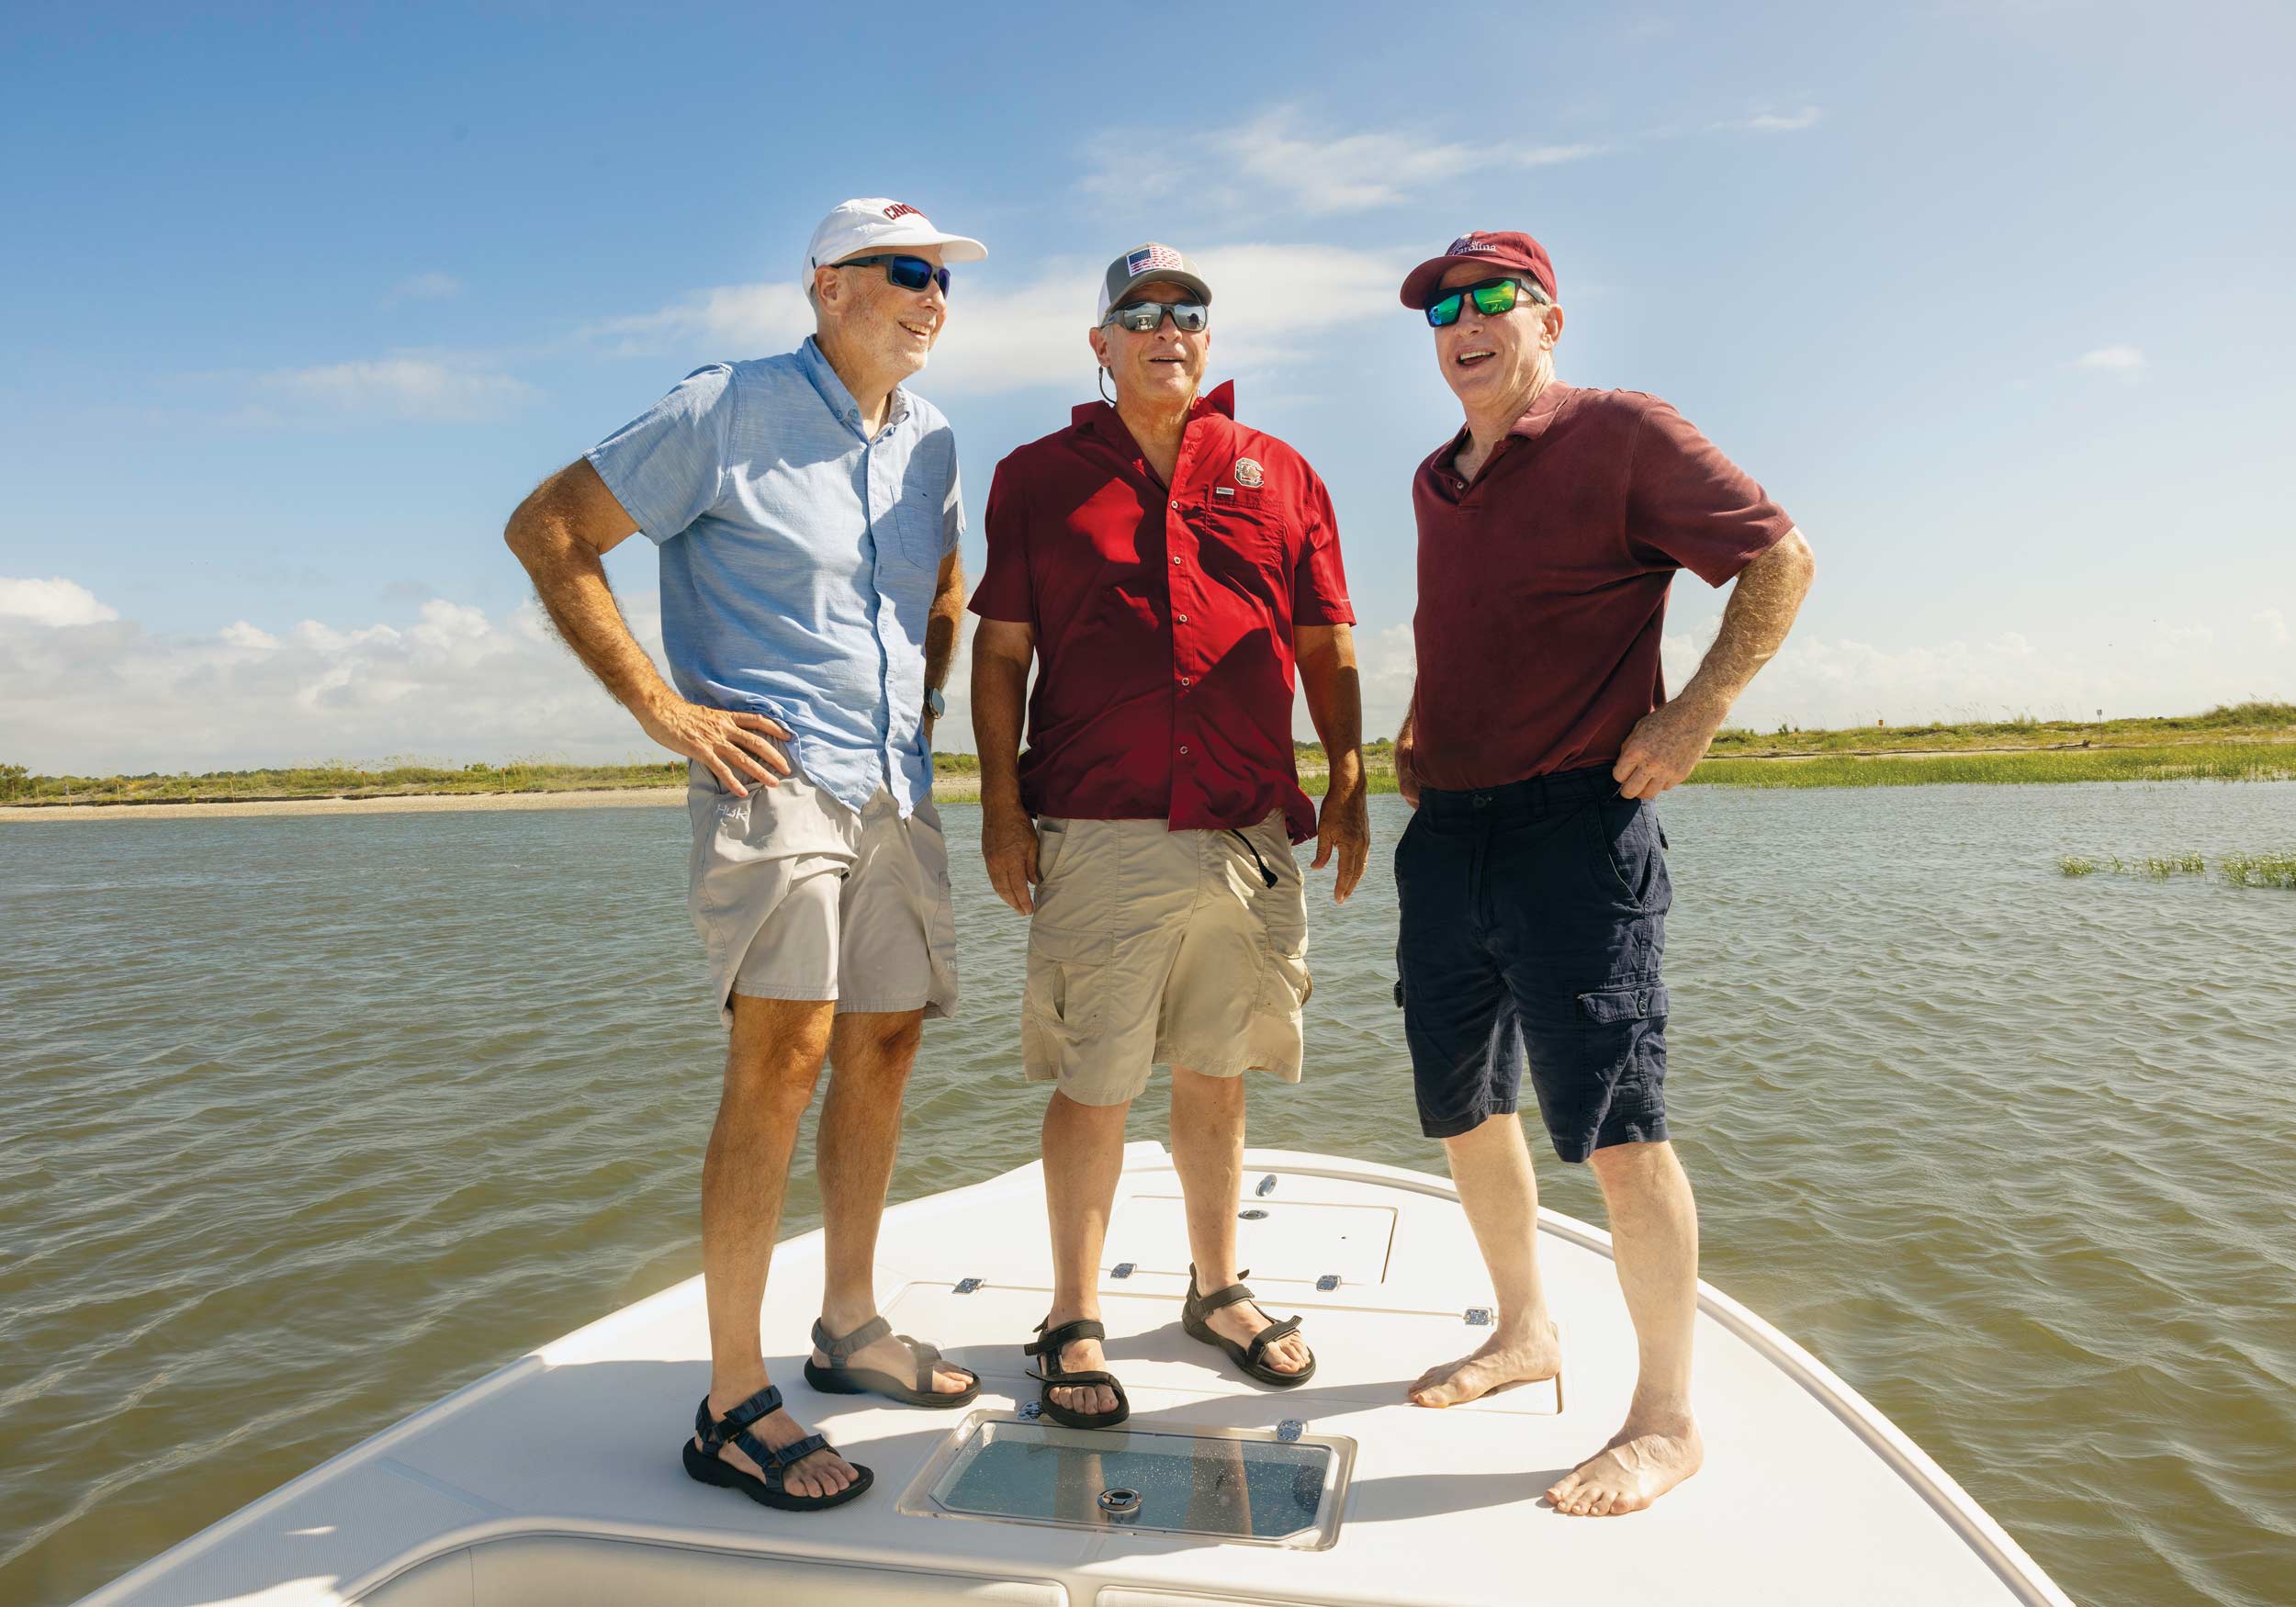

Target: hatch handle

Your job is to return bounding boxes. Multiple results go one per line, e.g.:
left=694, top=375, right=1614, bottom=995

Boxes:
left=1255, top=1174, right=1277, bottom=1197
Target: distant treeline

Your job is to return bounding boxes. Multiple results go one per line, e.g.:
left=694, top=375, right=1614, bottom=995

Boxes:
left=5, top=703, right=2292, bottom=806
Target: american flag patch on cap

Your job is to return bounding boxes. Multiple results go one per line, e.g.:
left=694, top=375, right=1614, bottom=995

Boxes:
left=1128, top=243, right=1184, bottom=275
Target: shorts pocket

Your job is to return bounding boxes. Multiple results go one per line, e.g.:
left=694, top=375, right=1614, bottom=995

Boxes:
left=1025, top=924, right=1109, bottom=1030
left=1583, top=799, right=1668, bottom=912
left=1035, top=817, right=1068, bottom=882
left=1577, top=983, right=1669, bottom=1026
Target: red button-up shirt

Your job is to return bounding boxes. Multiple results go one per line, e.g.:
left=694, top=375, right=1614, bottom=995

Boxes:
left=970, top=382, right=1354, bottom=843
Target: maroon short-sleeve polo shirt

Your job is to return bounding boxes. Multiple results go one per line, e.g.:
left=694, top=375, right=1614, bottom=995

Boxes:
left=970, top=381, right=1354, bottom=843
left=1412, top=383, right=1793, bottom=792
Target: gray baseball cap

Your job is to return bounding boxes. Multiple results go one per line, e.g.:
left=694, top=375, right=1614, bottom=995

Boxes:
left=1096, top=242, right=1212, bottom=322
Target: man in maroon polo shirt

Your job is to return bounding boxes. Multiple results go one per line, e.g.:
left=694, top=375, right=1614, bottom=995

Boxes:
left=971, top=243, right=1368, bottom=1428
left=1390, top=230, right=1816, bottom=1517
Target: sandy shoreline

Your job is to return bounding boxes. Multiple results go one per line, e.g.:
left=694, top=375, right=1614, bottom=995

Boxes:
left=0, top=778, right=994, bottom=821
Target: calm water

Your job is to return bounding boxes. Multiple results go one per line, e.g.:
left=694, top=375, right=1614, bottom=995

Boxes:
left=4, top=785, right=2294, bottom=1605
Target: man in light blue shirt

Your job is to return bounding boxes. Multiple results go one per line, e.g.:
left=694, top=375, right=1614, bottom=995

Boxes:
left=504, top=197, right=985, bottom=1513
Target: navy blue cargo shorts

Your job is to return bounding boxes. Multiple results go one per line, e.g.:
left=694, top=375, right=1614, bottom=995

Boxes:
left=1393, top=766, right=1671, bottom=1162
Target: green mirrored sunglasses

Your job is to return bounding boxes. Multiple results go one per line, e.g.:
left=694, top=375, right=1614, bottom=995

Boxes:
left=1424, top=276, right=1548, bottom=328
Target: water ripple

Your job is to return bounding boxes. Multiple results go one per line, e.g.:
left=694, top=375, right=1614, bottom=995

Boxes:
left=5, top=785, right=2295, bottom=1603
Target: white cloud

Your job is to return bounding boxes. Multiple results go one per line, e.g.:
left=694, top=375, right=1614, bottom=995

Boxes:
left=219, top=621, right=279, bottom=650
left=0, top=577, right=118, bottom=627
left=1738, top=107, right=1824, bottom=133
left=253, top=355, right=540, bottom=422
left=383, top=271, right=463, bottom=306
left=2257, top=608, right=2290, bottom=646
left=0, top=588, right=678, bottom=773
left=2075, top=345, right=2145, bottom=377
left=1662, top=622, right=2289, bottom=731
left=1085, top=108, right=1607, bottom=217
left=594, top=244, right=1409, bottom=396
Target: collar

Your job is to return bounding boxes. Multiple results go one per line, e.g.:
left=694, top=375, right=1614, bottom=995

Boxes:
left=1071, top=377, right=1238, bottom=436
left=798, top=335, right=911, bottom=435
left=1427, top=380, right=1576, bottom=485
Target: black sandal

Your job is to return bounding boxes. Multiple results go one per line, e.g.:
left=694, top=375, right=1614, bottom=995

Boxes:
left=1023, top=1316, right=1130, bottom=1430
left=804, top=1315, right=981, bottom=1408
left=1183, top=1265, right=1316, bottom=1388
left=681, top=1385, right=872, bottom=1511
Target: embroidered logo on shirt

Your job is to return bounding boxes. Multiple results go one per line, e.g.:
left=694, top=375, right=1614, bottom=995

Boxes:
left=1233, top=457, right=1265, bottom=488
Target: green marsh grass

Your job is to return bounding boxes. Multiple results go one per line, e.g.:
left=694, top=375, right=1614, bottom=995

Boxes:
left=1690, top=741, right=2296, bottom=790
left=2220, top=851, right=2296, bottom=890
left=2060, top=850, right=2293, bottom=888
left=7, top=704, right=2294, bottom=807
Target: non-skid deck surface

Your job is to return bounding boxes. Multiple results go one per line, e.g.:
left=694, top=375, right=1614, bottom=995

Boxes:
left=84, top=1145, right=2068, bottom=1607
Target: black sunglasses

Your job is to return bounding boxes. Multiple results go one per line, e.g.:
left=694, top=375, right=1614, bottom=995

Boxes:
left=836, top=254, right=952, bottom=296
left=1103, top=300, right=1210, bottom=333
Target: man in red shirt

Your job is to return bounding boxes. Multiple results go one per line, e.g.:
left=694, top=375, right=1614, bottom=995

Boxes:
left=1390, top=231, right=1816, bottom=1516
left=971, top=243, right=1368, bottom=1428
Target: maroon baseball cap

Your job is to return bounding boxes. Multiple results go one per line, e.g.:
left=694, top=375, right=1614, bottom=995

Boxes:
left=1399, top=230, right=1558, bottom=309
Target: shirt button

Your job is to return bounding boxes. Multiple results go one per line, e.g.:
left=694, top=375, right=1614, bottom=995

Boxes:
left=1176, top=612, right=1188, bottom=623
left=1179, top=745, right=1188, bottom=755
left=1180, top=677, right=1191, bottom=686
left=1171, top=556, right=1182, bottom=566
left=1170, top=500, right=1179, bottom=509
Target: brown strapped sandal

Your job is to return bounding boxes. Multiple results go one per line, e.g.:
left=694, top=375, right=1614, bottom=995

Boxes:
left=1182, top=1264, right=1317, bottom=1388
left=804, top=1315, right=981, bottom=1409
left=1024, top=1316, right=1130, bottom=1429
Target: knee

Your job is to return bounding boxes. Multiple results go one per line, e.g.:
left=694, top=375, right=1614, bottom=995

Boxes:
left=869, top=1015, right=924, bottom=1067
left=1586, top=1137, right=1680, bottom=1191
left=842, top=1015, right=923, bottom=1079
left=724, top=1040, right=827, bottom=1113
left=1171, top=1066, right=1244, bottom=1110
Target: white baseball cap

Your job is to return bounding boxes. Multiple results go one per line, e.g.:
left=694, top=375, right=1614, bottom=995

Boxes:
left=802, top=197, right=986, bottom=290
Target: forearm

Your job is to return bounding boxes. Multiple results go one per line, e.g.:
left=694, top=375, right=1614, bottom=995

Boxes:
left=970, top=650, right=1030, bottom=808
left=1299, top=635, right=1365, bottom=790
left=1675, top=529, right=1814, bottom=723
left=514, top=532, right=676, bottom=719
left=925, top=561, right=963, bottom=694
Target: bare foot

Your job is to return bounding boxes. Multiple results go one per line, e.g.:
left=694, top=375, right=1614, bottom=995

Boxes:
left=694, top=1391, right=858, bottom=1500
left=1043, top=1320, right=1120, bottom=1417
left=1408, top=1323, right=1562, bottom=1408
left=1204, top=1298, right=1312, bottom=1377
left=811, top=1328, right=974, bottom=1395
left=1546, top=1414, right=1703, bottom=1516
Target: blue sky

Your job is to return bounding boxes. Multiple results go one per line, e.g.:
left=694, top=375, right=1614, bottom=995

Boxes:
left=3, top=1, right=2290, bottom=772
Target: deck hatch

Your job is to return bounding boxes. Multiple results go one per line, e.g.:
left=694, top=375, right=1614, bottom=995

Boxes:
left=899, top=1413, right=1350, bottom=1548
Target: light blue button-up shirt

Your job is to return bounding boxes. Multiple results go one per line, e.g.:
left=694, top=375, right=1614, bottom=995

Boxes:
left=586, top=338, right=960, bottom=816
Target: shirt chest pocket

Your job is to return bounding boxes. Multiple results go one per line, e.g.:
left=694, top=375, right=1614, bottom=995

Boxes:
left=884, top=498, right=946, bottom=569
left=1192, top=487, right=1291, bottom=587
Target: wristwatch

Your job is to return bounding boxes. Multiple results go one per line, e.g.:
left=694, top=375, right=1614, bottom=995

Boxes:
left=924, top=687, right=947, bottom=720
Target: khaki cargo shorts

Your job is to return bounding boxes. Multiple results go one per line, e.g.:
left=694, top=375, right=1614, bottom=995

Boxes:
left=686, top=759, right=959, bottom=1027
left=1022, top=809, right=1311, bottom=1106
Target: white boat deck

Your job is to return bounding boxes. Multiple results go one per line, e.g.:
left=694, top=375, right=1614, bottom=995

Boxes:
left=84, top=1144, right=2072, bottom=1606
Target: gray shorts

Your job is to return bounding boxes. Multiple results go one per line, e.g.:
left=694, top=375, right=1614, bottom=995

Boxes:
left=686, top=759, right=959, bottom=1027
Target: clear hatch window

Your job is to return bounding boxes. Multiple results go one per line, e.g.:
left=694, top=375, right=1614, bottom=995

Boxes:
left=898, top=1415, right=1350, bottom=1549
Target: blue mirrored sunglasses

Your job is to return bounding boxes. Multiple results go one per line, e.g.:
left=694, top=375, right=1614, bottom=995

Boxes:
left=837, top=254, right=952, bottom=295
